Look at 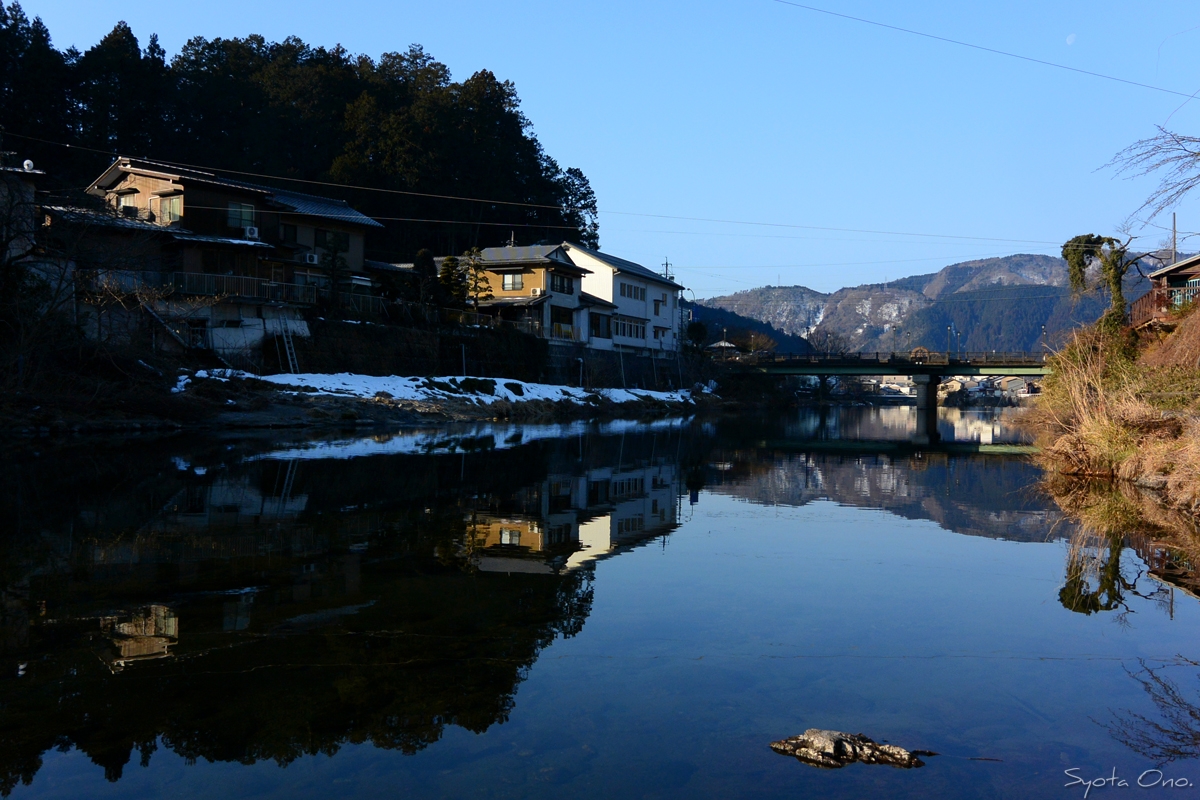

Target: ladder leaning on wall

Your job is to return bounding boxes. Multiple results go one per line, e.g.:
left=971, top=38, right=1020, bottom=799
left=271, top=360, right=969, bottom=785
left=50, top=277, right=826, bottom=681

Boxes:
left=274, top=321, right=299, bottom=374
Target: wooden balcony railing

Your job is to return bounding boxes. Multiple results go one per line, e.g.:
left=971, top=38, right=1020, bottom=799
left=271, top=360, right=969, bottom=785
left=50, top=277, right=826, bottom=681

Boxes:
left=1131, top=286, right=1199, bottom=328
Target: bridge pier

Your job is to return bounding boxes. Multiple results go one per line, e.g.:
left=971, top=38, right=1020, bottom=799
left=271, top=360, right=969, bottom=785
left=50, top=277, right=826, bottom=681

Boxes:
left=911, top=374, right=941, bottom=445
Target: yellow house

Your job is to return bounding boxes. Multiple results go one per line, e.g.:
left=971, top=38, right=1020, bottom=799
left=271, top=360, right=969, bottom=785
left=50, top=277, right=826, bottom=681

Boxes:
left=471, top=244, right=597, bottom=343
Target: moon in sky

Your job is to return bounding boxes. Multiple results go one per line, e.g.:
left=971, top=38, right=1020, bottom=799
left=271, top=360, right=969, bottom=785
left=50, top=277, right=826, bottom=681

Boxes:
left=1066, top=33, right=1076, bottom=45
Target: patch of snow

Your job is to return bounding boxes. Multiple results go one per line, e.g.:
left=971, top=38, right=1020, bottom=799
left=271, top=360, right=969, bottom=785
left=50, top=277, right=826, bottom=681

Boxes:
left=203, top=371, right=693, bottom=407
left=171, top=375, right=191, bottom=394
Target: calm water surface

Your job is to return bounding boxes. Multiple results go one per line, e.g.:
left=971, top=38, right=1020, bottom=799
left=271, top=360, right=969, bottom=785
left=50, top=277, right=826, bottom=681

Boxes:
left=2, top=408, right=1196, bottom=799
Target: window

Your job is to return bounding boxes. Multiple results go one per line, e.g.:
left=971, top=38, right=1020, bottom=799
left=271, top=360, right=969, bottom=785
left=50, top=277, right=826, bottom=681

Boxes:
left=117, top=194, right=138, bottom=217
left=500, top=529, right=521, bottom=546
left=589, top=313, right=612, bottom=339
left=315, top=229, right=350, bottom=253
left=550, top=273, right=573, bottom=294
left=502, top=273, right=524, bottom=291
left=280, top=223, right=297, bottom=243
left=615, top=316, right=645, bottom=340
left=227, top=202, right=255, bottom=229
left=156, top=195, right=182, bottom=224
left=619, top=283, right=646, bottom=301
left=653, top=299, right=662, bottom=315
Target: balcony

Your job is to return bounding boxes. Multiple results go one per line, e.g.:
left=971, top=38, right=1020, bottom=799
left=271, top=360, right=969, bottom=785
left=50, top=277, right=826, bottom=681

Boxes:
left=168, top=273, right=317, bottom=305
left=1131, top=286, right=1200, bottom=328
left=551, top=323, right=580, bottom=341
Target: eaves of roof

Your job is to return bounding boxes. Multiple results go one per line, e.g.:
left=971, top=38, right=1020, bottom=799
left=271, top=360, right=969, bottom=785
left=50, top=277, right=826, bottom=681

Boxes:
left=561, top=241, right=684, bottom=290
left=1149, top=252, right=1200, bottom=279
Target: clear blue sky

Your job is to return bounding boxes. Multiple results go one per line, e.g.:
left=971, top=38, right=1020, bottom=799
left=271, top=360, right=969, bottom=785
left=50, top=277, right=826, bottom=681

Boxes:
left=22, top=0, right=1200, bottom=297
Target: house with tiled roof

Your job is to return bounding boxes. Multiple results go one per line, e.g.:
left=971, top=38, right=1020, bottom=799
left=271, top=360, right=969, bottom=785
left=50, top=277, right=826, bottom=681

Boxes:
left=55, top=157, right=383, bottom=368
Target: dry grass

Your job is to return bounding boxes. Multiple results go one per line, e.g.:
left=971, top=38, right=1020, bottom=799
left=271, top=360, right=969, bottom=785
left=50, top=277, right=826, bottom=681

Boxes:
left=1025, top=328, right=1200, bottom=515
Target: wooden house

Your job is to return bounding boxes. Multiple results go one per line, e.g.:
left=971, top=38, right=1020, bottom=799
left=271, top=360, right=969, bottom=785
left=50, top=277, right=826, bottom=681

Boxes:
left=1131, top=253, right=1200, bottom=328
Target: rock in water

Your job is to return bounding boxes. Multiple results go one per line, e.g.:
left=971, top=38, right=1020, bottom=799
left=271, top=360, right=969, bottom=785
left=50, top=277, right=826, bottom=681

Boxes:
left=769, top=729, right=931, bottom=769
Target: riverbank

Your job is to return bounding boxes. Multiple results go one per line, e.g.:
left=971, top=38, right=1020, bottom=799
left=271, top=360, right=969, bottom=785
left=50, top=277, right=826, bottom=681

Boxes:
left=1024, top=310, right=1200, bottom=519
left=2, top=367, right=716, bottom=436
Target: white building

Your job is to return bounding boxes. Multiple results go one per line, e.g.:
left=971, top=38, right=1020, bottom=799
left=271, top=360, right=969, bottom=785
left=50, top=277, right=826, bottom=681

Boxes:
left=562, top=242, right=684, bottom=355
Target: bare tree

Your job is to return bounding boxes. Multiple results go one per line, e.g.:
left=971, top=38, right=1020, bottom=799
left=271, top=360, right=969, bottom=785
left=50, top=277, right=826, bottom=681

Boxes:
left=1108, top=126, right=1200, bottom=221
left=806, top=327, right=850, bottom=355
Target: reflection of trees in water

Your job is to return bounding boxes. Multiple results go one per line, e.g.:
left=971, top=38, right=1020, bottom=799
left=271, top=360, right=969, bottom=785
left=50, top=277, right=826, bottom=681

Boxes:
left=1045, top=477, right=1183, bottom=619
left=1106, top=658, right=1200, bottom=764
left=1059, top=532, right=1142, bottom=617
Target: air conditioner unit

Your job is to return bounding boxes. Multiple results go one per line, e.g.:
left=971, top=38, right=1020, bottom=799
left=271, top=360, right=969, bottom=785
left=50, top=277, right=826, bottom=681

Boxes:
left=243, top=226, right=260, bottom=240
left=304, top=253, right=320, bottom=265
left=531, top=288, right=543, bottom=297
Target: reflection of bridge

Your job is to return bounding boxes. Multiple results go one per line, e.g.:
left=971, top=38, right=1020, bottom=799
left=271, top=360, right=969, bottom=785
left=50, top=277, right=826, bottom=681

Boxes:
left=736, top=351, right=1050, bottom=445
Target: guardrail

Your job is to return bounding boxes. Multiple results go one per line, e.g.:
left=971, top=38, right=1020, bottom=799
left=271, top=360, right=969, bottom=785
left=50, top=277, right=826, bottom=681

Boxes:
left=744, top=350, right=1048, bottom=367
left=170, top=273, right=318, bottom=305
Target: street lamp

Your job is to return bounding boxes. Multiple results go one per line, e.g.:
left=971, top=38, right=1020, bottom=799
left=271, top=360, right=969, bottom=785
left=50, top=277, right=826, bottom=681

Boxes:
left=946, top=325, right=951, bottom=355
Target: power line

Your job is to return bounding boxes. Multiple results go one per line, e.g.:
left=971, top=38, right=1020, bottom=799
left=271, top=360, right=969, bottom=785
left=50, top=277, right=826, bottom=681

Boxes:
left=7, top=129, right=1109, bottom=248
left=771, top=0, right=1196, bottom=99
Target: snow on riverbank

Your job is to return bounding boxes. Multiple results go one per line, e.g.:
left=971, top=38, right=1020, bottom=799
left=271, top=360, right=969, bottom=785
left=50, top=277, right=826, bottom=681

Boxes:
left=197, top=370, right=693, bottom=406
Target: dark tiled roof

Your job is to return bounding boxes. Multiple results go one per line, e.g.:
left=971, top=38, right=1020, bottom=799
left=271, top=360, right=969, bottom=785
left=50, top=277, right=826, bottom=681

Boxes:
left=578, top=291, right=617, bottom=309
left=44, top=206, right=179, bottom=232
left=562, top=242, right=683, bottom=290
left=170, top=233, right=274, bottom=249
left=365, top=260, right=414, bottom=273
left=90, top=157, right=381, bottom=229
left=479, top=244, right=586, bottom=271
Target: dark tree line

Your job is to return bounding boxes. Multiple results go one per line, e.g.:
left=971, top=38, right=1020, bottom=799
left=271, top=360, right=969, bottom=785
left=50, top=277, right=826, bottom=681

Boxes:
left=0, top=2, right=599, bottom=259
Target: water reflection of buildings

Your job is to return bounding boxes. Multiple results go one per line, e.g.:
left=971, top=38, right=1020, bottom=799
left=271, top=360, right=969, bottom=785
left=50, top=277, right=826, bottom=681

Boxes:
left=469, top=461, right=681, bottom=574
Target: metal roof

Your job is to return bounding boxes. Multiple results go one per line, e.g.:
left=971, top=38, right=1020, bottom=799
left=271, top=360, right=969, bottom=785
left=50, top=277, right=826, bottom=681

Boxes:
left=476, top=295, right=548, bottom=309
left=561, top=242, right=684, bottom=290
left=262, top=187, right=383, bottom=228
left=1149, top=252, right=1200, bottom=279
left=171, top=233, right=274, bottom=248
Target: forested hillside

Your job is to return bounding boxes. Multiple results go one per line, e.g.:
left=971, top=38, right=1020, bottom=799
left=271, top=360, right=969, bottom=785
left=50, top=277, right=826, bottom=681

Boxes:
left=0, top=3, right=597, bottom=260
left=682, top=300, right=811, bottom=353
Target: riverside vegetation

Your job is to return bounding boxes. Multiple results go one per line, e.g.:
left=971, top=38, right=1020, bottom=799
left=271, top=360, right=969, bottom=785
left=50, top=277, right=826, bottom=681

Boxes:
left=1024, top=303, right=1200, bottom=585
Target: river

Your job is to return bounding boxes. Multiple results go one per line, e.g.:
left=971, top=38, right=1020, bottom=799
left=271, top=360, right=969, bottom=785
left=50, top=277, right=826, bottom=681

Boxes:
left=2, top=408, right=1196, bottom=799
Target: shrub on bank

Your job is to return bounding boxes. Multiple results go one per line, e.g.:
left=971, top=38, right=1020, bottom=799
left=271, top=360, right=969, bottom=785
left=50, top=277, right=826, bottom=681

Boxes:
left=1027, top=327, right=1200, bottom=512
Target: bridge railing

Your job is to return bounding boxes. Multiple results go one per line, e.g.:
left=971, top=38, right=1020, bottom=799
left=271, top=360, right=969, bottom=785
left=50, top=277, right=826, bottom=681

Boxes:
left=741, top=350, right=1048, bottom=368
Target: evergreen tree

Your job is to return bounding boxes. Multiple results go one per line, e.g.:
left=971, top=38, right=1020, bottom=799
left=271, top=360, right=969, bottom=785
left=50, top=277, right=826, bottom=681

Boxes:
left=461, top=247, right=493, bottom=310
left=438, top=255, right=466, bottom=307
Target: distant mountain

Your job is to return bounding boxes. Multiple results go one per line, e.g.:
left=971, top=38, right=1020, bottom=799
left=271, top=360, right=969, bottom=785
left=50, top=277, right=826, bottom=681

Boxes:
left=698, top=254, right=1153, bottom=352
left=682, top=299, right=811, bottom=352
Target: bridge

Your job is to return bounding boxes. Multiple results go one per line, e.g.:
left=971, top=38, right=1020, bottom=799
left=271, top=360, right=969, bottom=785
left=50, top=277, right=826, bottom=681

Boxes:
left=731, top=350, right=1050, bottom=445
left=737, top=350, right=1050, bottom=377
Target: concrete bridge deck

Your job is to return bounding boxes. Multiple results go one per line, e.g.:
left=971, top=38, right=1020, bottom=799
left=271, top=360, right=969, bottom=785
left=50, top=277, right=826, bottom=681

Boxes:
left=737, top=351, right=1050, bottom=377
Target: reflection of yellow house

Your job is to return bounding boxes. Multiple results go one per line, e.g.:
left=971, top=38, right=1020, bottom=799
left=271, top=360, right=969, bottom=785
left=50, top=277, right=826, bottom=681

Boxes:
left=100, top=604, right=179, bottom=671
left=469, top=517, right=545, bottom=551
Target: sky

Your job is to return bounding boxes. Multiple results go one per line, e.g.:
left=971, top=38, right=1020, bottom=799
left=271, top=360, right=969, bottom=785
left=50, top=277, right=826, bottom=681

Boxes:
left=20, top=0, right=1200, bottom=298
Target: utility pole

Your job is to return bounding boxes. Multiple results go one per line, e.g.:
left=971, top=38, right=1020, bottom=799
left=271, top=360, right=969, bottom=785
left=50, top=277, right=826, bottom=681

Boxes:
left=662, top=257, right=672, bottom=280
left=1173, top=213, right=1178, bottom=265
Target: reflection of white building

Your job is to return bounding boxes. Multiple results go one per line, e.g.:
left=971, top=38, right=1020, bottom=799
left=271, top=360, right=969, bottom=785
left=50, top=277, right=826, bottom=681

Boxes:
left=470, top=462, right=681, bottom=574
